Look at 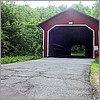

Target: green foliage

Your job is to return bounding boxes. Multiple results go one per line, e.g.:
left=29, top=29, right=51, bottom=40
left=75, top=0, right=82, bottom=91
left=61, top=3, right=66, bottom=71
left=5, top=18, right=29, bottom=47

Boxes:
left=71, top=45, right=85, bottom=53
left=1, top=2, right=61, bottom=57
left=71, top=1, right=99, bottom=19
left=58, top=5, right=67, bottom=11
left=71, top=45, right=85, bottom=56
left=91, top=1, right=99, bottom=19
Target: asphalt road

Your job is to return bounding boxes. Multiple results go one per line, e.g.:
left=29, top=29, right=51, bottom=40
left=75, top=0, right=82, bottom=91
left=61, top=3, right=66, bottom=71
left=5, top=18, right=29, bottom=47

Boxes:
left=1, top=58, right=93, bottom=99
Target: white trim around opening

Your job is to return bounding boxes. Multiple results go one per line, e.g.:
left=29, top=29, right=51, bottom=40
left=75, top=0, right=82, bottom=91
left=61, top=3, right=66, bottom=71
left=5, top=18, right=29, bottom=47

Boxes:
left=39, top=27, right=44, bottom=57
left=47, top=24, right=95, bottom=58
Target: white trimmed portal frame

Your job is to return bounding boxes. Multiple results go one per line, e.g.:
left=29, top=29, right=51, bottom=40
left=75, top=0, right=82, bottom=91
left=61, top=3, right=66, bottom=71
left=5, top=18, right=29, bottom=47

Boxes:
left=38, top=27, right=44, bottom=57
left=47, top=24, right=95, bottom=58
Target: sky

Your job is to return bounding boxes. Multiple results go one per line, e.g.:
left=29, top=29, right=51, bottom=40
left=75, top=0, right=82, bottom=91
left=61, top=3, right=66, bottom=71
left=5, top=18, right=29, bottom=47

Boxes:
left=14, top=1, right=96, bottom=8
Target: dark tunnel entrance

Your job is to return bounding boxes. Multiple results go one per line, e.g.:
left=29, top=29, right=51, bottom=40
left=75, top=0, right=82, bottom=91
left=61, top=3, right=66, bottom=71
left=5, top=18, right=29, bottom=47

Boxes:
left=49, top=26, right=93, bottom=58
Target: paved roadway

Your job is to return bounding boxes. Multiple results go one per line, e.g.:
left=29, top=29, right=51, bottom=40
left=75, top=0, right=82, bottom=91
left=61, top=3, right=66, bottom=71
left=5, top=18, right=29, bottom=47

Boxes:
left=1, top=58, right=93, bottom=99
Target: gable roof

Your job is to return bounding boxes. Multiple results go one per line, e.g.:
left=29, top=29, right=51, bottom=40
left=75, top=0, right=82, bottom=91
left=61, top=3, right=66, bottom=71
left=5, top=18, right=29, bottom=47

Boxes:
left=37, top=8, right=99, bottom=28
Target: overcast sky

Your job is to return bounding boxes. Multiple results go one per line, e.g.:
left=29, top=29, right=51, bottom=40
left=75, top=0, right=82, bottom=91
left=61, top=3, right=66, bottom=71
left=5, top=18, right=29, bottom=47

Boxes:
left=14, top=1, right=96, bottom=8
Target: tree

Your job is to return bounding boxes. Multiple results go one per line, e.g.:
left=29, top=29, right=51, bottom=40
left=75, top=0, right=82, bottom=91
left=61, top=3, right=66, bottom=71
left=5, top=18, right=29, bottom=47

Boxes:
left=1, top=2, right=61, bottom=57
left=91, top=1, right=99, bottom=19
left=58, top=5, right=67, bottom=11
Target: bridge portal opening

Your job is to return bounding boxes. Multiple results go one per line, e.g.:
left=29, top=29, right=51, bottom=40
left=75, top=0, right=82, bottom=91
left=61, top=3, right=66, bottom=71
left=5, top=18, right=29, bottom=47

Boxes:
left=48, top=26, right=93, bottom=58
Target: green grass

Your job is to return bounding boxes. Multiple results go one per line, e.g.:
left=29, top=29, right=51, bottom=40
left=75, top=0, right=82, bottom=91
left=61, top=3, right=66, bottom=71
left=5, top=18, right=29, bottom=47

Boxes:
left=91, top=58, right=99, bottom=75
left=1, top=56, right=42, bottom=64
left=90, top=58, right=99, bottom=84
left=71, top=52, right=85, bottom=56
left=90, top=58, right=99, bottom=99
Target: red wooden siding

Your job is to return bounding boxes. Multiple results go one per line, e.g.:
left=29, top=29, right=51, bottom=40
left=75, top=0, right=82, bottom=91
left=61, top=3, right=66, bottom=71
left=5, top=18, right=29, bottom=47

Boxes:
left=37, top=8, right=99, bottom=58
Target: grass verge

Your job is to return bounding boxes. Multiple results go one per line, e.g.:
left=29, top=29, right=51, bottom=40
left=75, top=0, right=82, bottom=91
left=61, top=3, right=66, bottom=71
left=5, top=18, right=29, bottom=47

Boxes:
left=71, top=52, right=85, bottom=56
left=1, top=56, right=42, bottom=64
left=90, top=58, right=99, bottom=99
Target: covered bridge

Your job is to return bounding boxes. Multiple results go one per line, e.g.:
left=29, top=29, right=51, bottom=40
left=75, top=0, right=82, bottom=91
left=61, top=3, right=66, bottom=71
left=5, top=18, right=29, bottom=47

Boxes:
left=37, top=8, right=99, bottom=58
